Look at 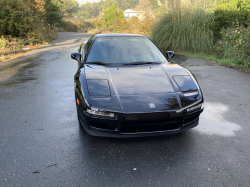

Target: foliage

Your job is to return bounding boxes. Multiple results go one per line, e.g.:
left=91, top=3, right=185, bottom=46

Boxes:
left=76, top=0, right=140, bottom=19
left=215, top=23, right=250, bottom=69
left=112, top=18, right=128, bottom=32
left=33, top=0, right=46, bottom=16
left=127, top=16, right=141, bottom=31
left=103, top=0, right=139, bottom=12
left=0, top=28, right=56, bottom=63
left=210, top=0, right=250, bottom=40
left=136, top=0, right=152, bottom=11
left=0, top=36, right=8, bottom=49
left=51, top=0, right=79, bottom=16
left=87, top=17, right=104, bottom=29
left=77, top=3, right=98, bottom=19
left=44, top=0, right=62, bottom=25
left=60, top=17, right=93, bottom=32
left=60, top=20, right=78, bottom=32
left=151, top=7, right=214, bottom=53
left=139, top=12, right=155, bottom=36
left=93, top=19, right=104, bottom=29
left=117, top=0, right=140, bottom=10
left=0, top=0, right=43, bottom=37
left=0, top=0, right=56, bottom=44
left=75, top=0, right=218, bottom=20
left=103, top=4, right=124, bottom=28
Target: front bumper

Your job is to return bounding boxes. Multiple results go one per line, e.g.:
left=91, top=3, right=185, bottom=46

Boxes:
left=78, top=105, right=204, bottom=138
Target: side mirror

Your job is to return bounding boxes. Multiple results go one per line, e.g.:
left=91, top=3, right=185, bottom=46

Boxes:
left=166, top=51, right=175, bottom=61
left=71, top=53, right=82, bottom=62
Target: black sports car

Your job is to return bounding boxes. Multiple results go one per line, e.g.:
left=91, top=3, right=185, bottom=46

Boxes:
left=71, top=34, right=204, bottom=137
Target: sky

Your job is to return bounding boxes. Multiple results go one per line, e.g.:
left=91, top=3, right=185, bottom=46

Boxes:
left=76, top=0, right=100, bottom=5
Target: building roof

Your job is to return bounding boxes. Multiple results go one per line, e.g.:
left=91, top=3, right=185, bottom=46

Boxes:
left=124, top=9, right=142, bottom=13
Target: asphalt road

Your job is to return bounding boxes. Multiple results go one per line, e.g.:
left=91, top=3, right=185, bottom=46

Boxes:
left=0, top=32, right=250, bottom=187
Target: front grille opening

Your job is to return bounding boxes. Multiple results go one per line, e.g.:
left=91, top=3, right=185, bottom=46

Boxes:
left=121, top=121, right=181, bottom=133
left=89, top=121, right=115, bottom=131
left=123, top=119, right=179, bottom=126
left=183, top=115, right=199, bottom=124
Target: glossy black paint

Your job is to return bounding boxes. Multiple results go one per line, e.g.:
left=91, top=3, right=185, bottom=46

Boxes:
left=173, top=75, right=198, bottom=92
left=87, top=79, right=110, bottom=98
left=166, top=51, right=175, bottom=61
left=71, top=53, right=81, bottom=62
left=72, top=34, right=204, bottom=137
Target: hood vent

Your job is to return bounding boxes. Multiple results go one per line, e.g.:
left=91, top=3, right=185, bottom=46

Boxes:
left=173, top=75, right=198, bottom=93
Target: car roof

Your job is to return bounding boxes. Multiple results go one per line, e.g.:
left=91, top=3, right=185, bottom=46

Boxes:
left=95, top=33, right=146, bottom=38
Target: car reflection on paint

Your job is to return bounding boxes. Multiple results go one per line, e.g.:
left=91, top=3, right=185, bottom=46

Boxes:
left=71, top=34, right=204, bottom=137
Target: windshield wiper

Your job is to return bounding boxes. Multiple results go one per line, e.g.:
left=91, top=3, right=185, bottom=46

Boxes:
left=123, top=61, right=161, bottom=65
left=87, top=61, right=109, bottom=65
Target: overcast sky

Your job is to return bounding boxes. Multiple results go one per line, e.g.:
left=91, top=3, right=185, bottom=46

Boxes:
left=76, top=0, right=100, bottom=5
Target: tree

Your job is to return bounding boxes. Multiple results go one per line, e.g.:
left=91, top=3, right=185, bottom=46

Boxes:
left=104, top=0, right=119, bottom=8
left=136, top=0, right=152, bottom=10
left=0, top=0, right=43, bottom=37
left=77, top=3, right=94, bottom=18
left=52, top=0, right=79, bottom=16
left=44, top=0, right=62, bottom=25
left=103, top=4, right=124, bottom=28
left=116, top=0, right=140, bottom=10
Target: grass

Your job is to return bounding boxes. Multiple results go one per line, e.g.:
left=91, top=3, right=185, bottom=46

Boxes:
left=151, top=7, right=214, bottom=54
left=181, top=51, right=250, bottom=72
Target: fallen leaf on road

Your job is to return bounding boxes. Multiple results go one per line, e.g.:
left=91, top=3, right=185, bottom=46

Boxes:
left=46, top=164, right=57, bottom=168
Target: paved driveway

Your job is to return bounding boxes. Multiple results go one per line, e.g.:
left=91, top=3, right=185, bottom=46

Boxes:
left=0, top=32, right=250, bottom=186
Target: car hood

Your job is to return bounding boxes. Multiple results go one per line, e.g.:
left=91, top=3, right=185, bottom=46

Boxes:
left=84, top=64, right=201, bottom=113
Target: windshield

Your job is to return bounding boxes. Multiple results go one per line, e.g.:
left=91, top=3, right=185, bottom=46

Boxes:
left=86, top=36, right=167, bottom=64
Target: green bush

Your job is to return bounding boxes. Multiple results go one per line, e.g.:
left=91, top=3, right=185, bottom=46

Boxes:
left=0, top=0, right=56, bottom=43
left=210, top=9, right=250, bottom=40
left=210, top=0, right=250, bottom=41
left=151, top=7, right=214, bottom=54
left=93, top=19, right=103, bottom=29
left=0, top=0, right=40, bottom=37
left=127, top=16, right=141, bottom=31
left=216, top=23, right=250, bottom=69
left=140, top=12, right=155, bottom=37
left=0, top=36, right=8, bottom=49
left=111, top=18, right=128, bottom=32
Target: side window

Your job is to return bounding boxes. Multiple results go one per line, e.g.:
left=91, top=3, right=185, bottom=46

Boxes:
left=80, top=43, right=85, bottom=60
left=83, top=35, right=95, bottom=61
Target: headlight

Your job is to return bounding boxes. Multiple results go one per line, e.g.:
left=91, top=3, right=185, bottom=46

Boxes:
left=187, top=103, right=202, bottom=113
left=86, top=109, right=115, bottom=118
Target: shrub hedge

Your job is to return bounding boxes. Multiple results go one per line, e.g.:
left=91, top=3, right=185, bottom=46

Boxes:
left=210, top=9, right=250, bottom=40
left=216, top=23, right=250, bottom=69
